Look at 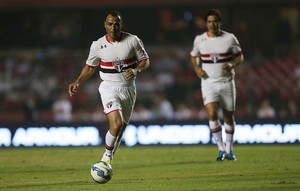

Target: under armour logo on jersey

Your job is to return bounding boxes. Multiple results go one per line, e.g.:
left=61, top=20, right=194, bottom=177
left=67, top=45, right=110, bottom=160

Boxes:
left=100, top=45, right=107, bottom=49
left=112, top=59, right=125, bottom=72
left=106, top=101, right=113, bottom=109
left=210, top=53, right=219, bottom=63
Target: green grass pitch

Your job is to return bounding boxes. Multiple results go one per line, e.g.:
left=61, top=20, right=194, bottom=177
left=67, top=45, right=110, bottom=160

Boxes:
left=0, top=145, right=299, bottom=191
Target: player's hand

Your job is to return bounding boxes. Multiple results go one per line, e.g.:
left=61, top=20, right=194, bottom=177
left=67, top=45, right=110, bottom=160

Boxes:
left=195, top=67, right=208, bottom=79
left=223, top=63, right=234, bottom=72
left=68, top=82, right=79, bottom=97
left=123, top=68, right=137, bottom=80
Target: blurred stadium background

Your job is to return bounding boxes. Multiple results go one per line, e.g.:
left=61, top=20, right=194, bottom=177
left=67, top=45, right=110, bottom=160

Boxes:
left=0, top=0, right=299, bottom=147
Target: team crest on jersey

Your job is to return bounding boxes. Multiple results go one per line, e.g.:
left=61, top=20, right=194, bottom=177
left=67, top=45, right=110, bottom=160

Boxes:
left=106, top=101, right=113, bottom=109
left=210, top=53, right=219, bottom=63
left=113, top=59, right=125, bottom=72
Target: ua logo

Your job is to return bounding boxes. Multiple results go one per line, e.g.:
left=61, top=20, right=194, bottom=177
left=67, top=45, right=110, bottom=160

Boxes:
left=113, top=59, right=124, bottom=72
left=210, top=53, right=219, bottom=63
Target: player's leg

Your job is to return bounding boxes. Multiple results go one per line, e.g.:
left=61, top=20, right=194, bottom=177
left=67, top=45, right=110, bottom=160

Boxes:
left=98, top=82, right=124, bottom=164
left=222, top=109, right=236, bottom=160
left=205, top=102, right=225, bottom=161
left=112, top=85, right=136, bottom=155
left=112, top=122, right=126, bottom=155
left=101, top=110, right=124, bottom=164
left=202, top=80, right=225, bottom=160
left=220, top=80, right=236, bottom=160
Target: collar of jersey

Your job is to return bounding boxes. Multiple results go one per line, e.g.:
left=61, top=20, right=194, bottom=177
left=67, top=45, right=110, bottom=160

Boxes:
left=105, top=32, right=123, bottom=44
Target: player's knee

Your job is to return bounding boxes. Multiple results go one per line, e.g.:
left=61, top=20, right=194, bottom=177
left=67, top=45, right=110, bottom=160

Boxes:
left=110, top=120, right=123, bottom=135
left=207, top=111, right=218, bottom=120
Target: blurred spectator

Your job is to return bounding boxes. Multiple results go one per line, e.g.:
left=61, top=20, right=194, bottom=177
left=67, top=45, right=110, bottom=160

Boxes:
left=256, top=99, right=276, bottom=119
left=0, top=46, right=299, bottom=122
left=0, top=5, right=299, bottom=123
left=23, top=96, right=39, bottom=122
left=278, top=107, right=288, bottom=119
left=89, top=105, right=107, bottom=122
left=52, top=93, right=72, bottom=122
left=157, top=8, right=189, bottom=43
left=287, top=100, right=299, bottom=119
left=190, top=14, right=206, bottom=37
left=197, top=107, right=208, bottom=120
left=154, top=93, right=174, bottom=120
left=174, top=102, right=192, bottom=120
left=244, top=104, right=256, bottom=119
left=131, top=103, right=153, bottom=121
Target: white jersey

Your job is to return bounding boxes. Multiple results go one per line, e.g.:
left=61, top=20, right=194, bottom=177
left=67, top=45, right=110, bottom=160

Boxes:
left=190, top=31, right=242, bottom=81
left=86, top=32, right=149, bottom=84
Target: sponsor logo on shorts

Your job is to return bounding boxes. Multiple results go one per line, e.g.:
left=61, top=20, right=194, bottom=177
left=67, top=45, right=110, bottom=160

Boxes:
left=106, top=101, right=113, bottom=109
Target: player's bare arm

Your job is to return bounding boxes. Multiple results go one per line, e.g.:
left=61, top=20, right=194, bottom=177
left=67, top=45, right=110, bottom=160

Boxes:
left=68, top=65, right=96, bottom=97
left=223, top=53, right=244, bottom=72
left=191, top=56, right=208, bottom=79
left=123, top=58, right=150, bottom=80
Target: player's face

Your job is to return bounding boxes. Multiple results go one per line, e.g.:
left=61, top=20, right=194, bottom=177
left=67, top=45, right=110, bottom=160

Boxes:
left=104, top=14, right=123, bottom=42
left=206, top=15, right=221, bottom=35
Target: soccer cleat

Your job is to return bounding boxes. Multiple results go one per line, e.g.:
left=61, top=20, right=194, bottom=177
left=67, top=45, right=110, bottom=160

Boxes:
left=216, top=150, right=226, bottom=161
left=101, top=153, right=113, bottom=165
left=226, top=151, right=237, bottom=161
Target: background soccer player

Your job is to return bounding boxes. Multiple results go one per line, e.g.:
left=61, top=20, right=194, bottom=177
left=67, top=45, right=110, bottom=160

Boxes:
left=190, top=9, right=244, bottom=161
left=68, top=10, right=150, bottom=165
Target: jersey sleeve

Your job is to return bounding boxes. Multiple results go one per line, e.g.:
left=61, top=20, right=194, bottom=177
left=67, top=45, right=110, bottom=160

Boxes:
left=190, top=36, right=201, bottom=57
left=133, top=36, right=149, bottom=61
left=85, top=41, right=99, bottom=67
left=231, top=35, right=242, bottom=54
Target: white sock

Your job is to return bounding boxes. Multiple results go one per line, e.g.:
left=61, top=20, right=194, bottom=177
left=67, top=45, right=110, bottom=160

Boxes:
left=104, top=130, right=116, bottom=156
left=209, top=120, right=224, bottom=151
left=224, top=123, right=235, bottom=154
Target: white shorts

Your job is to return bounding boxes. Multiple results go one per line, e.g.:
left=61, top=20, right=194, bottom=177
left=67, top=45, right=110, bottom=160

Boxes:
left=201, top=78, right=236, bottom=111
left=99, top=81, right=136, bottom=124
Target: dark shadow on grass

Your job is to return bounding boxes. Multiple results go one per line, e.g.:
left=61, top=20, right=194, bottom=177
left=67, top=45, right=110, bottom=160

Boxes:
left=0, top=180, right=93, bottom=189
left=122, top=159, right=214, bottom=170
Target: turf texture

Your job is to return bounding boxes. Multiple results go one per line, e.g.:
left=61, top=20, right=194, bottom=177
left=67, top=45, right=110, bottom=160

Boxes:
left=0, top=145, right=299, bottom=191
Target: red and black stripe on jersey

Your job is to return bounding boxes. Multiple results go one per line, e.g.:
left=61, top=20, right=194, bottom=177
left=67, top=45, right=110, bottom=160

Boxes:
left=200, top=52, right=242, bottom=64
left=99, top=62, right=137, bottom=73
left=99, top=56, right=137, bottom=73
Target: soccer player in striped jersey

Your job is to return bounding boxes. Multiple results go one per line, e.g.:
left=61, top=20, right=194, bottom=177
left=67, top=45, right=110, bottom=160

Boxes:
left=68, top=10, right=150, bottom=165
left=190, top=9, right=244, bottom=161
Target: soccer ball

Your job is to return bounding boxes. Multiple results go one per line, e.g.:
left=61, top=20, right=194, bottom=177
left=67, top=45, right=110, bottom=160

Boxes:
left=90, top=161, right=113, bottom=184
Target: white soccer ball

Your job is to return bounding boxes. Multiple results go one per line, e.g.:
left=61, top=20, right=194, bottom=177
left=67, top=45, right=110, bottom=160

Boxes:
left=90, top=161, right=113, bottom=184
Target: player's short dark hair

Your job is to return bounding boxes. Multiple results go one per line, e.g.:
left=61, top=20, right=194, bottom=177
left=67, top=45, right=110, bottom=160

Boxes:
left=105, top=10, right=122, bottom=21
left=204, top=9, right=221, bottom=22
